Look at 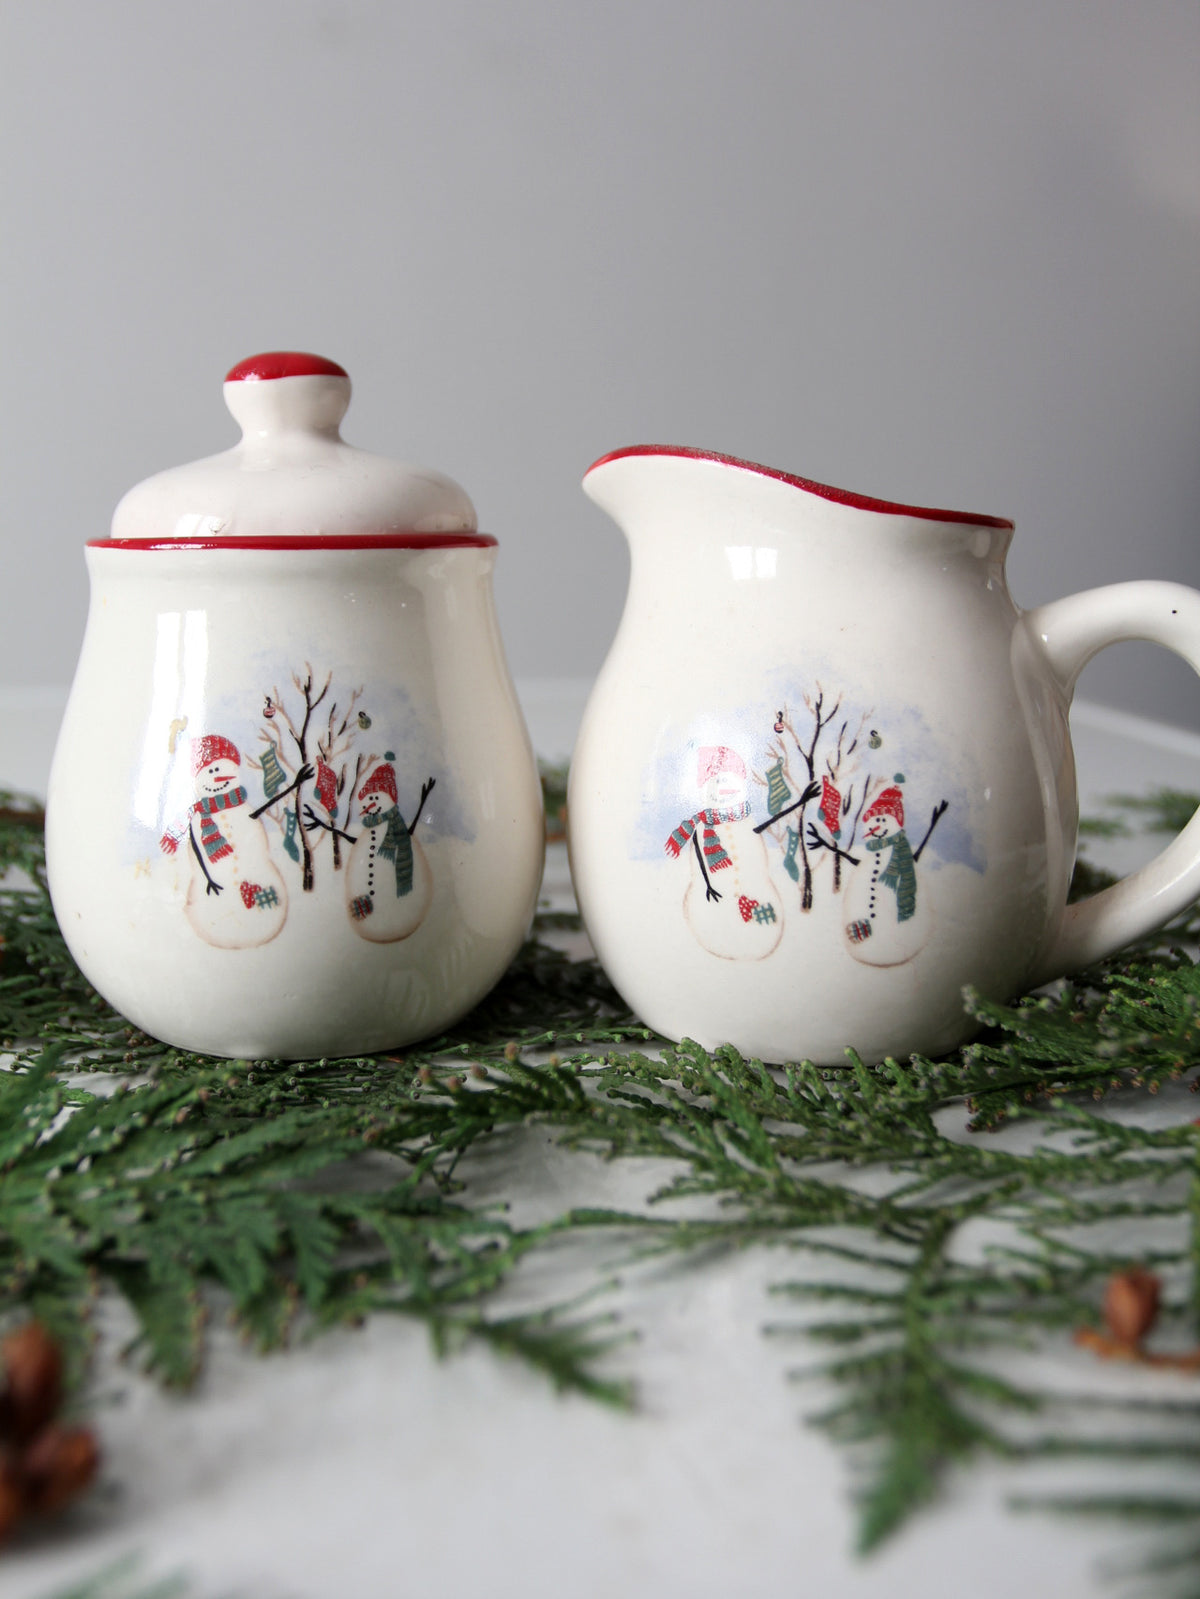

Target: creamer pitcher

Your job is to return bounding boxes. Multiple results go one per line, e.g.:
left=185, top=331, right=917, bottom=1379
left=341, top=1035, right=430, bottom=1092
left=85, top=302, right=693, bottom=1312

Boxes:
left=569, top=445, right=1200, bottom=1064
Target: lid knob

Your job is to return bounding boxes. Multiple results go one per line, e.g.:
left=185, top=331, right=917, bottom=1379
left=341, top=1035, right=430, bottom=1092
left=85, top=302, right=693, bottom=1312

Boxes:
left=223, top=350, right=351, bottom=440
left=105, top=350, right=479, bottom=540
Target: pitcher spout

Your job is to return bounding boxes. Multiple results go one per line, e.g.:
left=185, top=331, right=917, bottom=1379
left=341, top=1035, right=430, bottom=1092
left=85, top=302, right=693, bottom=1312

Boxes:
left=583, top=444, right=1013, bottom=559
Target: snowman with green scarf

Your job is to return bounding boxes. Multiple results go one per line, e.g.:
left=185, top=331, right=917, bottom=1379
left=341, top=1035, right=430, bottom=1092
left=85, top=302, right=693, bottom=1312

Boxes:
left=842, top=774, right=936, bottom=967
left=339, top=753, right=435, bottom=943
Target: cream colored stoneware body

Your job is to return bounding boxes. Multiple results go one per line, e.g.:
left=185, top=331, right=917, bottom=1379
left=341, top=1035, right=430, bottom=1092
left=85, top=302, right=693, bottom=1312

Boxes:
left=47, top=357, right=543, bottom=1059
left=569, top=448, right=1200, bottom=1065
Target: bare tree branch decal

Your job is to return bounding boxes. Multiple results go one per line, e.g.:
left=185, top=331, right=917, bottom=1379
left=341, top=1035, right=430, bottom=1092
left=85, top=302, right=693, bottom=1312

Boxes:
left=249, top=665, right=365, bottom=892
left=753, top=688, right=858, bottom=910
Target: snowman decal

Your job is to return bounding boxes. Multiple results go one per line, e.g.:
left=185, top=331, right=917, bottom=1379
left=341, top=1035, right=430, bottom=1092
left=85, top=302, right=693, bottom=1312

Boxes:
left=666, top=745, right=785, bottom=960
left=159, top=733, right=297, bottom=950
left=307, top=753, right=435, bottom=943
left=840, top=775, right=943, bottom=967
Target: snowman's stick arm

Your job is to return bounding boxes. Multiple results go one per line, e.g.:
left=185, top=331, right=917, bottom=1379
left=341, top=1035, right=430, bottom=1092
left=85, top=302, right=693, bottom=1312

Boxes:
left=302, top=803, right=356, bottom=844
left=913, top=800, right=949, bottom=863
left=406, top=777, right=437, bottom=835
left=691, top=831, right=721, bottom=902
left=187, top=820, right=222, bottom=896
left=805, top=822, right=860, bottom=866
left=753, top=780, right=821, bottom=833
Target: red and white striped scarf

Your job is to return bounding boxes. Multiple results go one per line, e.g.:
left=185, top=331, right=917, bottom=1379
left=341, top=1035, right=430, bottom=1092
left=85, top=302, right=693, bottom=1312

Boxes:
left=664, top=803, right=750, bottom=871
left=160, top=786, right=248, bottom=860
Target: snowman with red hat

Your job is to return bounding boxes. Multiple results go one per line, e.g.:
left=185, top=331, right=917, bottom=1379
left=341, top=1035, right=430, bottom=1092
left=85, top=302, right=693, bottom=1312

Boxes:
left=338, top=753, right=435, bottom=943
left=842, top=774, right=941, bottom=967
left=665, top=744, right=784, bottom=960
left=159, top=733, right=292, bottom=949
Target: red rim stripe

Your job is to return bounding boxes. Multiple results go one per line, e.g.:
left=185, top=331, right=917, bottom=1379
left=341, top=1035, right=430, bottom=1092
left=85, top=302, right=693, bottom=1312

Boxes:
left=88, top=532, right=497, bottom=551
left=585, top=445, right=1013, bottom=531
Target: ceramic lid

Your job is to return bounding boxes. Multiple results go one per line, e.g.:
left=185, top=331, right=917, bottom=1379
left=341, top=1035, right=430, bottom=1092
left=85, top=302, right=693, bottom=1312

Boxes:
left=106, top=351, right=482, bottom=546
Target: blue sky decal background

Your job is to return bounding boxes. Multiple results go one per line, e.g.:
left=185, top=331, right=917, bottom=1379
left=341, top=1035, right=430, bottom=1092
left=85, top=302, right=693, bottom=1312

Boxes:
left=132, top=639, right=476, bottom=858
left=633, top=672, right=985, bottom=877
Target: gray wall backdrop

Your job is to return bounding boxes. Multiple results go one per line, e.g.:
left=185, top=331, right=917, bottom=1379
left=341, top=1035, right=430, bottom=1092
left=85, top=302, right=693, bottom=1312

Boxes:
left=2, top=2, right=1198, bottom=723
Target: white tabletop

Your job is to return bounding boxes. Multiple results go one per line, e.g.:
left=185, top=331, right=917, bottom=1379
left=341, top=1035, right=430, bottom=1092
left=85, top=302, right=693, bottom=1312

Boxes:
left=4, top=683, right=1200, bottom=1599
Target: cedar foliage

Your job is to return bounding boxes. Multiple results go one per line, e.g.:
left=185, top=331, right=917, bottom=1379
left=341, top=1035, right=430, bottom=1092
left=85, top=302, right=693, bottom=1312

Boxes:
left=3, top=784, right=1200, bottom=1595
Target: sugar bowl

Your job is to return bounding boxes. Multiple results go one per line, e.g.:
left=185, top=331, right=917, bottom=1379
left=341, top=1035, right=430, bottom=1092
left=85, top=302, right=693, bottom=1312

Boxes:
left=47, top=352, right=543, bottom=1059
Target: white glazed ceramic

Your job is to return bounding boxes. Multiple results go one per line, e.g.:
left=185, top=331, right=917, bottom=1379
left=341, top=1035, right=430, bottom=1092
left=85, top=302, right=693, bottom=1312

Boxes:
left=569, top=445, right=1200, bottom=1065
left=47, top=353, right=543, bottom=1060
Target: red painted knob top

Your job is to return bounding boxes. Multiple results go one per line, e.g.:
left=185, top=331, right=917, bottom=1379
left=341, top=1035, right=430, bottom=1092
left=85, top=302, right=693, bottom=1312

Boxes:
left=224, top=351, right=349, bottom=383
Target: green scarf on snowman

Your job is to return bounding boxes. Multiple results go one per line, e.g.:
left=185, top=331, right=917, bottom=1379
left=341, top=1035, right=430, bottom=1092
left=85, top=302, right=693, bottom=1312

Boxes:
left=866, top=829, right=917, bottom=921
left=363, top=805, right=414, bottom=898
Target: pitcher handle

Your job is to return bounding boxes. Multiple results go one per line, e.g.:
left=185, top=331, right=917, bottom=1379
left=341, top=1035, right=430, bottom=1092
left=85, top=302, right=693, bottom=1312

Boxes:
left=1027, top=580, right=1200, bottom=985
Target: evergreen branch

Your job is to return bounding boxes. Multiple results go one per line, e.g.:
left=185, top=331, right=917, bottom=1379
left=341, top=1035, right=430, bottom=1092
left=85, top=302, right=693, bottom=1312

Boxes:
left=3, top=786, right=1200, bottom=1590
left=37, top=1557, right=196, bottom=1599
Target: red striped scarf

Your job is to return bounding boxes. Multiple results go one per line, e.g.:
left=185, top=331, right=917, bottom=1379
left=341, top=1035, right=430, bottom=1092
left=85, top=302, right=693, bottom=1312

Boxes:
left=196, top=786, right=248, bottom=861
left=159, top=786, right=248, bottom=860
left=664, top=804, right=750, bottom=870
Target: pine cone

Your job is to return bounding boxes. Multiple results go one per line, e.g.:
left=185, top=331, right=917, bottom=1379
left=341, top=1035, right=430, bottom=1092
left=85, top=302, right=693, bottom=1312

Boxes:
left=0, top=1453, right=22, bottom=1545
left=22, top=1425, right=100, bottom=1515
left=1103, top=1267, right=1161, bottom=1347
left=0, top=1322, right=99, bottom=1543
left=0, top=1322, right=63, bottom=1444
